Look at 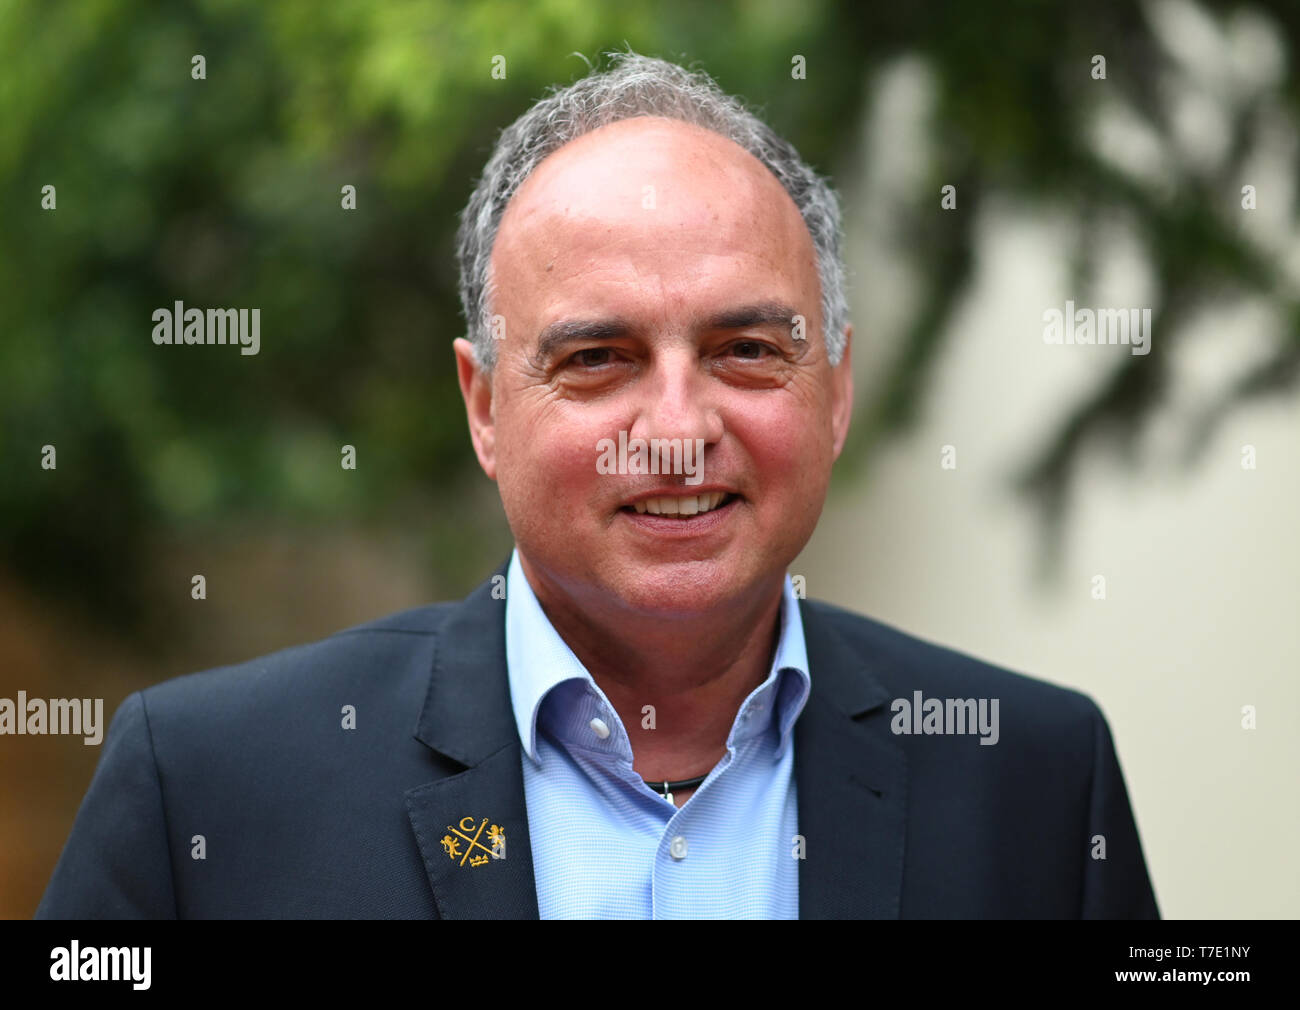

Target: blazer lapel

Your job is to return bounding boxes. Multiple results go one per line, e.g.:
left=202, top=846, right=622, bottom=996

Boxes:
left=796, top=600, right=908, bottom=919
left=405, top=565, right=540, bottom=919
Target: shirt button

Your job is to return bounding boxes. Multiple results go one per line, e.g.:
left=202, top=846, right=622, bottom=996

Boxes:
left=589, top=717, right=611, bottom=740
left=669, top=836, right=688, bottom=860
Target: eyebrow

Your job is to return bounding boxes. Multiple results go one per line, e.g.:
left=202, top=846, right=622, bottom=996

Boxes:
left=531, top=301, right=802, bottom=365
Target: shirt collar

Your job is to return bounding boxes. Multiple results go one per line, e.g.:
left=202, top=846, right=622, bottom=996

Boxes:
left=504, top=548, right=811, bottom=766
left=505, top=550, right=596, bottom=765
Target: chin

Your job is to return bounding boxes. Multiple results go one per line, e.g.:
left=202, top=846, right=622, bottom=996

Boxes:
left=598, top=557, right=768, bottom=617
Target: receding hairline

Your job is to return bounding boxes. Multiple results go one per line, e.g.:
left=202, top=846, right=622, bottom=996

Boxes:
left=512, top=112, right=784, bottom=191
left=485, top=114, right=821, bottom=327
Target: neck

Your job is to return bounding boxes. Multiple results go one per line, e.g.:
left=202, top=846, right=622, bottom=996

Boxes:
left=520, top=556, right=785, bottom=783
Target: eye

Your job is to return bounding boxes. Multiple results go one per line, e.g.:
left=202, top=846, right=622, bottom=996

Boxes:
left=728, top=340, right=773, bottom=359
left=570, top=347, right=614, bottom=368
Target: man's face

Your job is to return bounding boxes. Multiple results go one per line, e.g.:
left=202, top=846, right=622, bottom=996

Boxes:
left=457, top=116, right=852, bottom=619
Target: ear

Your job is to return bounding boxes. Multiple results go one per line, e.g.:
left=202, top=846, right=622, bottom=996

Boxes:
left=454, top=338, right=497, bottom=480
left=830, top=325, right=854, bottom=461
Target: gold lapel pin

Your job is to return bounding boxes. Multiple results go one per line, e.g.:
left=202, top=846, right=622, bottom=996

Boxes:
left=441, top=816, right=506, bottom=867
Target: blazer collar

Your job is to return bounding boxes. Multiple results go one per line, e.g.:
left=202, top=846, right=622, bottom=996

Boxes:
left=795, top=599, right=908, bottom=918
left=414, top=560, right=516, bottom=765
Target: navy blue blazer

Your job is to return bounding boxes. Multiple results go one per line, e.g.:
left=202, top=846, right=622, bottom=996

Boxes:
left=37, top=566, right=1159, bottom=918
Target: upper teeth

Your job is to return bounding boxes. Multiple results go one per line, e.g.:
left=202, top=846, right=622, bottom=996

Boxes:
left=634, top=492, right=727, bottom=516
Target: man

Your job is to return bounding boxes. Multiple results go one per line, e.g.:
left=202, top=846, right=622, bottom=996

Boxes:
left=37, top=52, right=1158, bottom=919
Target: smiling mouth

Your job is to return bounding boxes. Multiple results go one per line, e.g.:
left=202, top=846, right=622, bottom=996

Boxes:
left=622, top=492, right=738, bottom=517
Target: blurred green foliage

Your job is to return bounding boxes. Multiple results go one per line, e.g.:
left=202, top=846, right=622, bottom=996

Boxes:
left=1, top=0, right=1297, bottom=626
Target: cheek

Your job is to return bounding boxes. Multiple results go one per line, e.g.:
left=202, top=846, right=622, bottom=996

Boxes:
left=495, top=407, right=606, bottom=519
left=733, top=399, right=833, bottom=490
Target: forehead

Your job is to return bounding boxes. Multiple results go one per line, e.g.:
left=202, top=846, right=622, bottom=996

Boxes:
left=490, top=116, right=819, bottom=325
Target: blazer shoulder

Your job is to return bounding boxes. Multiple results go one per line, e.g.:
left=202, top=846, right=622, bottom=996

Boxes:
left=138, top=600, right=457, bottom=723
left=802, top=597, right=1105, bottom=730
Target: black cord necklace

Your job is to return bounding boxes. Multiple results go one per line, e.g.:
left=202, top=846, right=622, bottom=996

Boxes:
left=644, top=773, right=709, bottom=805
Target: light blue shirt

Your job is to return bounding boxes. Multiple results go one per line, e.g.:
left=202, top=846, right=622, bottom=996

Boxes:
left=504, top=549, right=812, bottom=919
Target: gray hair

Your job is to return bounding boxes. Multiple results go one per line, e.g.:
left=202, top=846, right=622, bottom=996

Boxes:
left=455, top=51, right=849, bottom=370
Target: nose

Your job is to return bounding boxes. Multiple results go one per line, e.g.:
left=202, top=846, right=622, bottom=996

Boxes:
left=626, top=347, right=724, bottom=453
